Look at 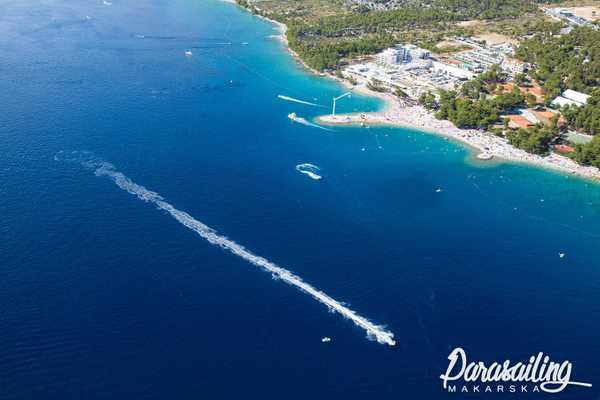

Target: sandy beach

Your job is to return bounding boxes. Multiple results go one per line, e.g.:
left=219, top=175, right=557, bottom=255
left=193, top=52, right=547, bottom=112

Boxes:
left=315, top=85, right=600, bottom=182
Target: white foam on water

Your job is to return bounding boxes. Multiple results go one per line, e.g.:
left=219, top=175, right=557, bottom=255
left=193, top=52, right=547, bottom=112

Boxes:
left=296, top=163, right=322, bottom=180
left=293, top=117, right=333, bottom=132
left=277, top=95, right=323, bottom=108
left=60, top=152, right=395, bottom=346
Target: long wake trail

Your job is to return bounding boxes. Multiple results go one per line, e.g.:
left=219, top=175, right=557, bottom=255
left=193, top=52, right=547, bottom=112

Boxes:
left=292, top=117, right=334, bottom=132
left=277, top=95, right=324, bottom=108
left=63, top=153, right=395, bottom=346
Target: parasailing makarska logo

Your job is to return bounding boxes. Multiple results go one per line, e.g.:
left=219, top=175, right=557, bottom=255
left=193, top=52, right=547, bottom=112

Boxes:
left=440, top=347, right=592, bottom=394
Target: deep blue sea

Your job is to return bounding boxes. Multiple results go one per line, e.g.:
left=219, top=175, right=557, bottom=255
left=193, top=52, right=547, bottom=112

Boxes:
left=1, top=1, right=600, bottom=398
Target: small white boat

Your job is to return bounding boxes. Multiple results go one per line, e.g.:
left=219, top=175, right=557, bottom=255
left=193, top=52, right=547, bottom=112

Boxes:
left=185, top=50, right=193, bottom=56
left=477, top=152, right=493, bottom=160
left=435, top=187, right=443, bottom=193
left=559, top=252, right=566, bottom=259
left=288, top=112, right=297, bottom=121
left=321, top=337, right=331, bottom=343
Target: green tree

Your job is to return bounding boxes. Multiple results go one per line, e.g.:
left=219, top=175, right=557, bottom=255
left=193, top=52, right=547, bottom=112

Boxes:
left=573, top=136, right=600, bottom=167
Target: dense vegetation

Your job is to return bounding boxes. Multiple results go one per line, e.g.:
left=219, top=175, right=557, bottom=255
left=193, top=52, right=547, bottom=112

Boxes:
left=421, top=0, right=540, bottom=19
left=239, top=0, right=548, bottom=71
left=516, top=27, right=600, bottom=100
left=512, top=26, right=600, bottom=160
left=429, top=87, right=561, bottom=155
left=287, top=28, right=395, bottom=70
left=560, top=90, right=600, bottom=136
left=573, top=136, right=600, bottom=168
left=488, top=16, right=563, bottom=38
left=434, top=92, right=502, bottom=129
left=420, top=65, right=562, bottom=155
left=285, top=6, right=466, bottom=70
left=432, top=88, right=524, bottom=129
left=506, top=124, right=558, bottom=156
left=422, top=66, right=525, bottom=129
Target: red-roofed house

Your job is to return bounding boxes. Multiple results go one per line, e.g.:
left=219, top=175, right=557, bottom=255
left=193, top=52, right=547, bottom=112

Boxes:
left=505, top=115, right=534, bottom=129
left=554, top=144, right=575, bottom=154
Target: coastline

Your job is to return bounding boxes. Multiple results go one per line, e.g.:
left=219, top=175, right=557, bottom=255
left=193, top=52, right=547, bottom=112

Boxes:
left=316, top=95, right=600, bottom=181
left=233, top=1, right=329, bottom=77
left=232, top=1, right=600, bottom=183
left=269, top=21, right=329, bottom=78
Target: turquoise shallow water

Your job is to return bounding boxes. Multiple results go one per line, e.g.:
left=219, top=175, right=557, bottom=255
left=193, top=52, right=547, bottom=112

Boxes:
left=1, top=0, right=600, bottom=398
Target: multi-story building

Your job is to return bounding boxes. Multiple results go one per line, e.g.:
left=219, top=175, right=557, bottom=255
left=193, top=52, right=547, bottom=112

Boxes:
left=376, top=48, right=402, bottom=65
left=376, top=44, right=431, bottom=66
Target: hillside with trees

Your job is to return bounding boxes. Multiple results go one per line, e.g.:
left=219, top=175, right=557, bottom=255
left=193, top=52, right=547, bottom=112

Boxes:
left=238, top=0, right=553, bottom=71
left=516, top=27, right=600, bottom=100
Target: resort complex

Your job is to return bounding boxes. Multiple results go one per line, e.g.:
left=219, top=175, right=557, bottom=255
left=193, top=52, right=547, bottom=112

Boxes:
left=342, top=41, right=524, bottom=99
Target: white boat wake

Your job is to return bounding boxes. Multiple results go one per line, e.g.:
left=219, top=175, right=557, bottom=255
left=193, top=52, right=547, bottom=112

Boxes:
left=296, top=163, right=322, bottom=180
left=57, top=152, right=395, bottom=346
left=277, top=95, right=323, bottom=108
left=292, top=117, right=333, bottom=132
